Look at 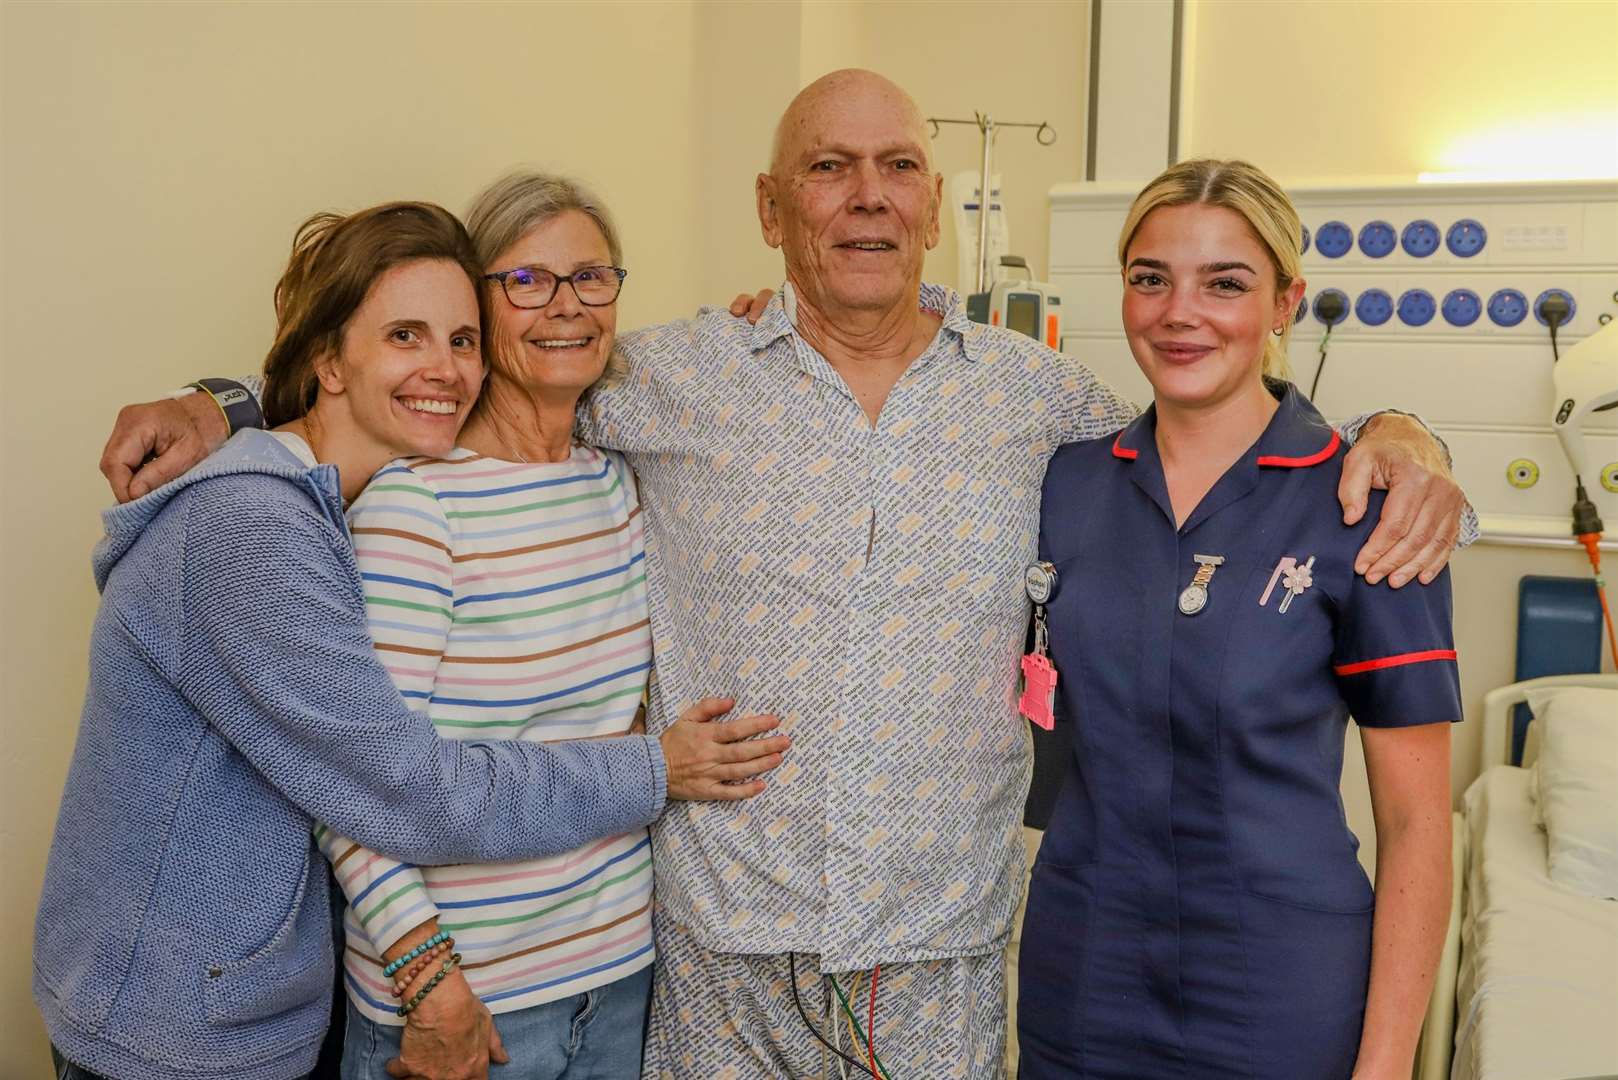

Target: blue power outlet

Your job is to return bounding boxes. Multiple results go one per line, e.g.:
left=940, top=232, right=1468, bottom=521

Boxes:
left=1397, top=289, right=1436, bottom=326
left=1294, top=296, right=1308, bottom=323
left=1358, top=221, right=1396, bottom=258
left=1442, top=289, right=1482, bottom=327
left=1401, top=219, right=1440, bottom=257
left=1300, top=225, right=1311, bottom=255
left=1355, top=288, right=1393, bottom=325
left=1488, top=289, right=1528, bottom=326
left=1446, top=218, right=1487, bottom=257
left=1534, top=288, right=1577, bottom=326
left=1315, top=288, right=1351, bottom=325
left=1316, top=222, right=1353, bottom=259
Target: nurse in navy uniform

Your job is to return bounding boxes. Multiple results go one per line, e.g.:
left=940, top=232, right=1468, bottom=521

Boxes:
left=1017, top=160, right=1460, bottom=1080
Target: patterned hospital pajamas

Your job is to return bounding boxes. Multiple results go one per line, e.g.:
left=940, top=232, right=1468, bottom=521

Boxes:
left=581, top=284, right=1125, bottom=1075
left=643, top=911, right=1005, bottom=1080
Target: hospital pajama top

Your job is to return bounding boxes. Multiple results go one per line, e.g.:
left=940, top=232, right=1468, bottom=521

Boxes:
left=579, top=283, right=1138, bottom=971
left=1017, top=383, right=1462, bottom=1078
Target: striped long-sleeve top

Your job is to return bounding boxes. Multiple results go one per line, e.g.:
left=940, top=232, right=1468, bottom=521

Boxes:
left=315, top=445, right=655, bottom=1023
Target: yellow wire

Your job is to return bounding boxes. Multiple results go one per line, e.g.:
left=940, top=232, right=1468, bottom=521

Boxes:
left=843, top=971, right=864, bottom=1051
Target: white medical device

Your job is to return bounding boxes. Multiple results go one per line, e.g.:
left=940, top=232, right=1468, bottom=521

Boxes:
left=1549, top=312, right=1618, bottom=672
left=987, top=257, right=1064, bottom=349
left=1551, top=316, right=1618, bottom=488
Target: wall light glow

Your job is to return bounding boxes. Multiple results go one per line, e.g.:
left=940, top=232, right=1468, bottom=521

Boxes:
left=1417, top=113, right=1618, bottom=183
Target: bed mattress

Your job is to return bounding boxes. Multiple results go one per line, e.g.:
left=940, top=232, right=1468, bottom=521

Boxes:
left=1451, top=766, right=1618, bottom=1079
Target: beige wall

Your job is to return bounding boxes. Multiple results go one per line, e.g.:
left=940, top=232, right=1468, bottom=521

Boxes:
left=1184, top=0, right=1618, bottom=183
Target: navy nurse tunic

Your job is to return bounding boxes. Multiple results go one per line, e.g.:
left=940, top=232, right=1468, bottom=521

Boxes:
left=1016, top=384, right=1462, bottom=1079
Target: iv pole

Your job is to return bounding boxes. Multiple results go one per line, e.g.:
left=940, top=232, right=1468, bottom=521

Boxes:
left=928, top=113, right=1057, bottom=295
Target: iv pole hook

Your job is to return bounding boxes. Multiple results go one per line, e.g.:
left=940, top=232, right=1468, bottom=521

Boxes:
left=925, top=114, right=1057, bottom=295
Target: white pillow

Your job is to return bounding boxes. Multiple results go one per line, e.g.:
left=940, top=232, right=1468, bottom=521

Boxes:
left=1524, top=721, right=1545, bottom=826
left=1527, top=686, right=1618, bottom=900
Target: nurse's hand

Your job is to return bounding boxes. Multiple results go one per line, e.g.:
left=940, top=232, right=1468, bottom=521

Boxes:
left=728, top=290, right=776, bottom=324
left=1339, top=414, right=1466, bottom=588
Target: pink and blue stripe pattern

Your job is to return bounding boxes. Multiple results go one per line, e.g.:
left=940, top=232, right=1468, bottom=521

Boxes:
left=316, top=445, right=654, bottom=1024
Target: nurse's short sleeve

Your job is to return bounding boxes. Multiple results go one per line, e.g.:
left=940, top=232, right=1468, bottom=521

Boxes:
left=1331, top=566, right=1462, bottom=728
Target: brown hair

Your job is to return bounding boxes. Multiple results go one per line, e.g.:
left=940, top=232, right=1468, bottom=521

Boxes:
left=1118, top=159, right=1303, bottom=380
left=261, top=201, right=487, bottom=426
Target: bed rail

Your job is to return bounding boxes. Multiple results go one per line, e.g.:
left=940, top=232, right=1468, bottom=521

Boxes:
left=1481, top=673, right=1618, bottom=768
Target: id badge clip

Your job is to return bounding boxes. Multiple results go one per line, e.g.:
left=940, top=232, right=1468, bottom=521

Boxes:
left=1019, top=563, right=1059, bottom=730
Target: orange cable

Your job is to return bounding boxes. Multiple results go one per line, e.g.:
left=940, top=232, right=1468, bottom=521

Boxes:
left=1576, top=533, right=1618, bottom=671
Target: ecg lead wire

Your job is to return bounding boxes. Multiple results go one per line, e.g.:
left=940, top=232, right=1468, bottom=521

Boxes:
left=788, top=953, right=880, bottom=1079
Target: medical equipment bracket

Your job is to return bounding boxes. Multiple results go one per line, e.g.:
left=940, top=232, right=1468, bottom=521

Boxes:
left=928, top=114, right=1057, bottom=295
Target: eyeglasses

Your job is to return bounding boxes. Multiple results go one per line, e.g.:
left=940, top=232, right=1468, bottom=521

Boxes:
left=483, top=264, right=628, bottom=309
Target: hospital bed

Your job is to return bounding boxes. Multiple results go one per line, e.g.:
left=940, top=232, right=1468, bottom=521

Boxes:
left=1415, top=673, right=1618, bottom=1080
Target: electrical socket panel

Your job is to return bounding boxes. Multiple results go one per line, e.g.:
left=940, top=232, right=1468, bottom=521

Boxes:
left=1278, top=271, right=1611, bottom=339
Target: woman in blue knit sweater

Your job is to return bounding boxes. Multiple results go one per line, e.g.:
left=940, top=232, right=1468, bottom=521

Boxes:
left=34, top=202, right=789, bottom=1080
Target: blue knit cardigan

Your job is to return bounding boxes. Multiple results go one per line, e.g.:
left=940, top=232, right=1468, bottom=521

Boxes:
left=34, top=431, right=667, bottom=1080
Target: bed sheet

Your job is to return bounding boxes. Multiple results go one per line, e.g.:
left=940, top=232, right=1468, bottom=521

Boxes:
left=1451, top=766, right=1618, bottom=1079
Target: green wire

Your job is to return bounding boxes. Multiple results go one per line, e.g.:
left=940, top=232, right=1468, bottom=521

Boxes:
left=826, top=973, right=894, bottom=1080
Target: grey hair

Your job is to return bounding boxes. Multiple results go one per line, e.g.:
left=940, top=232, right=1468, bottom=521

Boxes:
left=463, top=171, right=628, bottom=390
left=464, top=171, right=623, bottom=270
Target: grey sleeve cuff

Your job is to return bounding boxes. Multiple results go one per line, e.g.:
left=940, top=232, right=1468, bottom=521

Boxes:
left=1335, top=409, right=1454, bottom=469
left=1334, top=410, right=1478, bottom=549
left=640, top=733, right=669, bottom=818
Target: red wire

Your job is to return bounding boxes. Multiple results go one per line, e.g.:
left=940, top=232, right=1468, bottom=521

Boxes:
left=1599, top=588, right=1618, bottom=671
left=868, top=964, right=880, bottom=1077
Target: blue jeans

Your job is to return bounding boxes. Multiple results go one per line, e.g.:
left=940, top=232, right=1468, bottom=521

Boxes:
left=51, top=1047, right=109, bottom=1080
left=341, top=963, right=652, bottom=1080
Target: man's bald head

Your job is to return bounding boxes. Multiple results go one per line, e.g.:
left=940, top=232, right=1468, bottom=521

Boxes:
left=756, top=68, right=942, bottom=323
left=769, top=69, right=932, bottom=177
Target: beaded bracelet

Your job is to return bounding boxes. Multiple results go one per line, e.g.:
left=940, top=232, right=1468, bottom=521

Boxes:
left=391, top=941, right=454, bottom=997
left=391, top=941, right=447, bottom=995
left=382, top=931, right=451, bottom=978
left=397, top=953, right=462, bottom=1018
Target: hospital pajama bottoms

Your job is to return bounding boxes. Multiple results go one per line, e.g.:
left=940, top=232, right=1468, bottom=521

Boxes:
left=642, top=910, right=1006, bottom=1079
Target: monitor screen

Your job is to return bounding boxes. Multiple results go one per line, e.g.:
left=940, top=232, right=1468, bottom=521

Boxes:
left=1006, top=293, right=1040, bottom=339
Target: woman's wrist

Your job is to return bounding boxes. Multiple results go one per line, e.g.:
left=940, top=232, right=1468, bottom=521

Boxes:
left=382, top=928, right=452, bottom=979
left=390, top=938, right=456, bottom=996
left=396, top=952, right=463, bottom=1018
left=401, top=965, right=479, bottom=1029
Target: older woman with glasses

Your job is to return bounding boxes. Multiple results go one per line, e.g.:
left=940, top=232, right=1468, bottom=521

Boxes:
left=315, top=174, right=788, bottom=1080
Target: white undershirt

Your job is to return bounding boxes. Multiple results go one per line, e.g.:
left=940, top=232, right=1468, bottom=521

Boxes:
left=266, top=429, right=317, bottom=469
